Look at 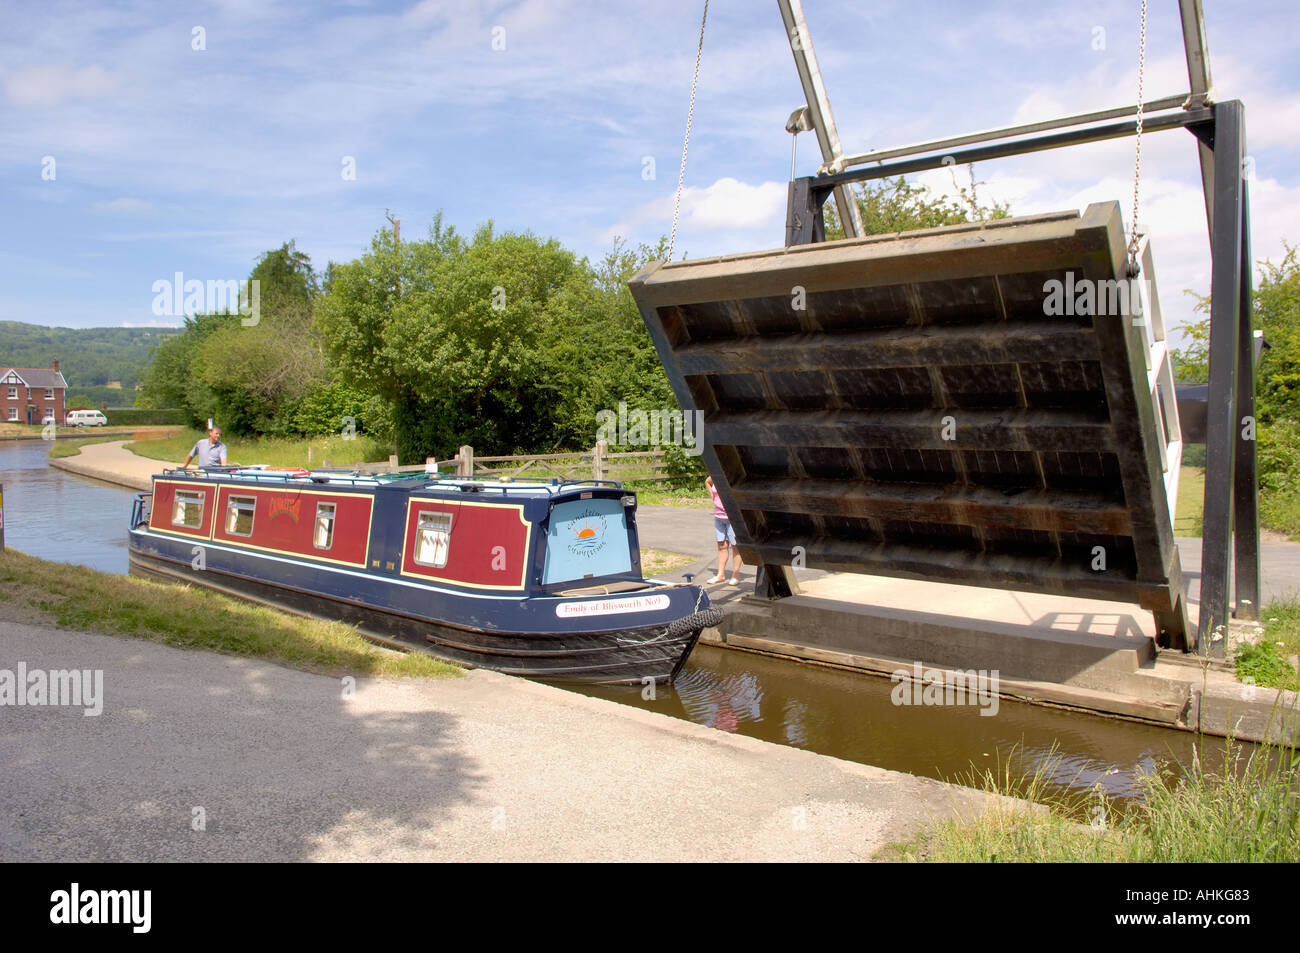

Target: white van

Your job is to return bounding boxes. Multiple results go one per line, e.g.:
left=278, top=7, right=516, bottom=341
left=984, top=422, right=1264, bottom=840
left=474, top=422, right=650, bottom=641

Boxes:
left=66, top=410, right=108, bottom=427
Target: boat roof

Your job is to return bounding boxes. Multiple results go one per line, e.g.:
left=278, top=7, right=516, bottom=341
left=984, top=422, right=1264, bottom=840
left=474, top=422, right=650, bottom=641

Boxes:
left=156, top=466, right=631, bottom=500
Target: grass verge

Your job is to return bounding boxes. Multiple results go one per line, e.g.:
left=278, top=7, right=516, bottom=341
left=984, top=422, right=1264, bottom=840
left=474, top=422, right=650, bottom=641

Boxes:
left=1235, top=599, right=1300, bottom=692
left=127, top=428, right=393, bottom=468
left=628, top=484, right=710, bottom=508
left=890, top=740, right=1299, bottom=862
left=0, top=548, right=459, bottom=679
left=640, top=549, right=696, bottom=575
left=46, top=434, right=128, bottom=459
left=1174, top=464, right=1205, bottom=537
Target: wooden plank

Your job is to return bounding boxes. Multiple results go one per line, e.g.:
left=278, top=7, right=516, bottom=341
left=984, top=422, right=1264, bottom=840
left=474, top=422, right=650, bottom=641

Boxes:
left=676, top=322, right=1097, bottom=375
left=730, top=478, right=1132, bottom=535
left=632, top=212, right=1094, bottom=307
left=706, top=408, right=1115, bottom=453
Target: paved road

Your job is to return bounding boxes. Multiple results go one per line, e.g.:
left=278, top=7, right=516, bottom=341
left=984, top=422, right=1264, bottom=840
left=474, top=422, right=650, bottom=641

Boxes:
left=0, top=616, right=993, bottom=862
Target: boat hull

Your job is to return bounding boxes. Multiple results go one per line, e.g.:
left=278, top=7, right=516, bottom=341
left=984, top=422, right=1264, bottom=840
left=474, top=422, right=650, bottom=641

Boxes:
left=127, top=546, right=718, bottom=684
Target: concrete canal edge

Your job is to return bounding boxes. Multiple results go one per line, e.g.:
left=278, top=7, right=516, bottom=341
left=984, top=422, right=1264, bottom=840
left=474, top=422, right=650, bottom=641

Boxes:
left=703, top=591, right=1300, bottom=745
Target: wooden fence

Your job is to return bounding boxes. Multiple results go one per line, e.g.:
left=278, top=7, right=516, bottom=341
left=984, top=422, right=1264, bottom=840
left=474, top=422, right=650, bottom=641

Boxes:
left=346, top=441, right=674, bottom=482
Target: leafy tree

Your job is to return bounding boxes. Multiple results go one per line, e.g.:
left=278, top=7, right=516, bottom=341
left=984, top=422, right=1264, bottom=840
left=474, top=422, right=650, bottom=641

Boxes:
left=315, top=219, right=679, bottom=462
left=250, top=240, right=319, bottom=319
left=137, top=242, right=327, bottom=433
left=137, top=311, right=238, bottom=423
left=1171, top=244, right=1300, bottom=423
left=825, top=169, right=1010, bottom=239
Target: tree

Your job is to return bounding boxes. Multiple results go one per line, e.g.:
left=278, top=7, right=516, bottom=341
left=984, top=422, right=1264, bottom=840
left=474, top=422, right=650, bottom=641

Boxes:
left=137, top=242, right=328, bottom=433
left=1171, top=243, right=1300, bottom=423
left=315, top=218, right=680, bottom=462
left=137, top=311, right=237, bottom=423
left=824, top=168, right=1010, bottom=239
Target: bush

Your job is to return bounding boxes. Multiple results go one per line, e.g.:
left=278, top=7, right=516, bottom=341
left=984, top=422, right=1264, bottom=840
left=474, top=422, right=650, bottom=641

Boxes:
left=104, top=408, right=187, bottom=426
left=1258, top=419, right=1300, bottom=537
left=661, top=442, right=707, bottom=488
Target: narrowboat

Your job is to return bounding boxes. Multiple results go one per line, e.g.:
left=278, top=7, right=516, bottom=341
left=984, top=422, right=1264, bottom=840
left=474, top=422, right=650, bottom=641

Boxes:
left=127, top=466, right=722, bottom=683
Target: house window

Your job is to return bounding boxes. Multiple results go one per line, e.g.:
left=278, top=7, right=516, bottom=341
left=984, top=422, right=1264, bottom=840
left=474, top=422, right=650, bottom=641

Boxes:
left=172, top=490, right=205, bottom=528
left=45, top=389, right=54, bottom=399
left=45, top=407, right=54, bottom=419
left=6, top=408, right=16, bottom=421
left=413, top=512, right=452, bottom=568
left=225, top=495, right=256, bottom=537
left=314, top=503, right=336, bottom=550
left=6, top=386, right=14, bottom=399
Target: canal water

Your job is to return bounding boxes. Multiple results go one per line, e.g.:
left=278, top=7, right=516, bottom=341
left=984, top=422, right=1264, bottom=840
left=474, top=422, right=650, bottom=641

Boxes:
left=1, top=438, right=1235, bottom=809
left=0, top=439, right=136, bottom=574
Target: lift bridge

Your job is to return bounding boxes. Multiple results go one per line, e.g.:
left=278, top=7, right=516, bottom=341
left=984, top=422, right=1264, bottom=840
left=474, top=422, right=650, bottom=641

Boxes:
left=630, top=0, right=1258, bottom=656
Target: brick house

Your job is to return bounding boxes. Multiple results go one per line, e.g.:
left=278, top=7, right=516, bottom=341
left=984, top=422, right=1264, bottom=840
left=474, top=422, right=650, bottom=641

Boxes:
left=0, top=359, right=68, bottom=425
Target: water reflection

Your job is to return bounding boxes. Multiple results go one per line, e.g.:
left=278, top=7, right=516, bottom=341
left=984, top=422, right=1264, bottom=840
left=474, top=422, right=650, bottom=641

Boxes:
left=583, top=644, right=1237, bottom=808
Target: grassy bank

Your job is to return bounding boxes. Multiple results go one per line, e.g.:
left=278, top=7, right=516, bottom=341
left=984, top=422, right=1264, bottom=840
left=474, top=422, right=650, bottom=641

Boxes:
left=891, top=740, right=1299, bottom=862
left=0, top=548, right=458, bottom=679
left=1236, top=598, right=1300, bottom=692
left=640, top=549, right=696, bottom=575
left=127, top=428, right=393, bottom=468
left=1174, top=465, right=1205, bottom=537
left=629, top=484, right=710, bottom=508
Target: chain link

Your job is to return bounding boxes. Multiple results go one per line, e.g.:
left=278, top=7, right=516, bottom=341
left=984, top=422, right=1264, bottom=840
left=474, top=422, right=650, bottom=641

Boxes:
left=1128, top=0, right=1147, bottom=276
left=669, top=0, right=709, bottom=261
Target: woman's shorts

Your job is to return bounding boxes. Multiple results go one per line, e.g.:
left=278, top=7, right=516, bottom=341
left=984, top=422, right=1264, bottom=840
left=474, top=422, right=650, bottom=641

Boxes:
left=714, top=517, right=736, bottom=545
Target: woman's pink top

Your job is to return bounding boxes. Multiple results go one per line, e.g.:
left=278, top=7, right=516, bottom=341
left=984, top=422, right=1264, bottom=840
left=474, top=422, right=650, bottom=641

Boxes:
left=708, top=482, right=728, bottom=520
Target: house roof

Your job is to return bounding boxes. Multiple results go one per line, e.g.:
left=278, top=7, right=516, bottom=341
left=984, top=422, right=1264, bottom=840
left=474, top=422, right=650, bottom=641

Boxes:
left=1, top=367, right=69, bottom=389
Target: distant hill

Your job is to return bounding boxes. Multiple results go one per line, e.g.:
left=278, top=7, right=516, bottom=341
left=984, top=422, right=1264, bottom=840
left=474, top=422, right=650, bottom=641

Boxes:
left=0, top=321, right=178, bottom=403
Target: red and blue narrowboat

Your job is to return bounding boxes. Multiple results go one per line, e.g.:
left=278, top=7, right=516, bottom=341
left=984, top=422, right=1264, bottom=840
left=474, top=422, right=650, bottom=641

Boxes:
left=127, top=466, right=721, bottom=683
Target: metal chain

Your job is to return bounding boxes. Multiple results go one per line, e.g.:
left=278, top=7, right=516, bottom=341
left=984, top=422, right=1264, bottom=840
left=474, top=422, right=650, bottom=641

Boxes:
left=669, top=0, right=709, bottom=261
left=1128, top=0, right=1147, bottom=276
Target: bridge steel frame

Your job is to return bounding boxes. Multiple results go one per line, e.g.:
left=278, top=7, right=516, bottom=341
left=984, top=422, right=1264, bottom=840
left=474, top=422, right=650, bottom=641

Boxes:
left=781, top=104, right=1255, bottom=658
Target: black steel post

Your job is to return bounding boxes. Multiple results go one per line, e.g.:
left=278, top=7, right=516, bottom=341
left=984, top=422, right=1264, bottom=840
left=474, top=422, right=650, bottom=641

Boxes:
left=1233, top=177, right=1260, bottom=621
left=1199, top=100, right=1246, bottom=657
left=785, top=178, right=828, bottom=247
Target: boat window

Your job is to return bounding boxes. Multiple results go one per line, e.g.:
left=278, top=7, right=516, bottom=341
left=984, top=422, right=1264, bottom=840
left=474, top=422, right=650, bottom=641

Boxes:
left=314, top=502, right=336, bottom=550
left=225, top=495, right=256, bottom=536
left=542, top=496, right=633, bottom=584
left=173, top=490, right=205, bottom=528
left=414, top=512, right=452, bottom=568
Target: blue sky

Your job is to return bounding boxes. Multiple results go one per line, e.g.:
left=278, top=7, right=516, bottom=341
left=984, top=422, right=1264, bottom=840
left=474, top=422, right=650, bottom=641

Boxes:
left=2, top=0, right=1297, bottom=342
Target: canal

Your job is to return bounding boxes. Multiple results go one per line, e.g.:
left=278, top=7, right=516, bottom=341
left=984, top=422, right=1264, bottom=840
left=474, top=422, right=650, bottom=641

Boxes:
left=2, top=438, right=1231, bottom=810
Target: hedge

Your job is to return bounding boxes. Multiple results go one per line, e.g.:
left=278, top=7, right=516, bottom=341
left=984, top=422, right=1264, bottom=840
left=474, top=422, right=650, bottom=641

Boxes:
left=103, top=408, right=188, bottom=426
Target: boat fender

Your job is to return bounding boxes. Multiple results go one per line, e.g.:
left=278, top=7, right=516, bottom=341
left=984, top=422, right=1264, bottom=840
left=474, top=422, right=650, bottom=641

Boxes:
left=665, top=606, right=724, bottom=638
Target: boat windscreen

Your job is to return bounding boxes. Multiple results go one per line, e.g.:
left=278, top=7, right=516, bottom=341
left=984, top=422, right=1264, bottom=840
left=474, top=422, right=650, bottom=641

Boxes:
left=542, top=497, right=634, bottom=584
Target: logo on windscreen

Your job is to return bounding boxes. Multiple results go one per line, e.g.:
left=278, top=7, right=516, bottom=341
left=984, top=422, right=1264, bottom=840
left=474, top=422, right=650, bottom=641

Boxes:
left=567, top=509, right=608, bottom=557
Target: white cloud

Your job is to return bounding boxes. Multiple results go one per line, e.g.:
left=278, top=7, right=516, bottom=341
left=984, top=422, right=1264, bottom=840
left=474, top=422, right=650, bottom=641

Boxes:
left=608, top=176, right=786, bottom=238
left=4, top=64, right=121, bottom=108
left=599, top=177, right=789, bottom=258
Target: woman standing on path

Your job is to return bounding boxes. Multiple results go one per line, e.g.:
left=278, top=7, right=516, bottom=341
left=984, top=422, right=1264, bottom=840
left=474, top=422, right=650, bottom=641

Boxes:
left=706, top=475, right=742, bottom=586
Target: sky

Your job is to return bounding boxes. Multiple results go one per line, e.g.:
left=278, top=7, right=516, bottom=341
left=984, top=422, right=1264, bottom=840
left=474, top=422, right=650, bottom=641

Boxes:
left=1, top=0, right=1297, bottom=345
